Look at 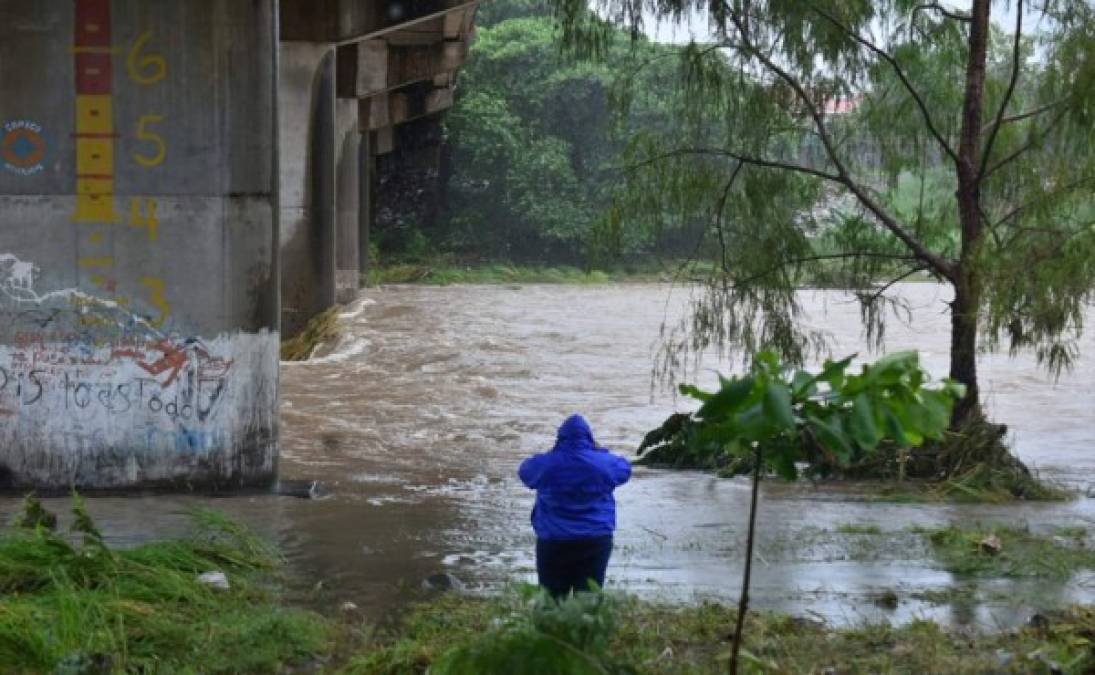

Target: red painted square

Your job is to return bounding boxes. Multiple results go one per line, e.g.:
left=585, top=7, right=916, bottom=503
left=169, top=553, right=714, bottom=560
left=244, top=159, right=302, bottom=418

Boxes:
left=75, top=53, right=112, bottom=94
left=75, top=0, right=112, bottom=47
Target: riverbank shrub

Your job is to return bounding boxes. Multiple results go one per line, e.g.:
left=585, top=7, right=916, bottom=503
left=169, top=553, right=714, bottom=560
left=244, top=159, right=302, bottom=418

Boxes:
left=639, top=351, right=1065, bottom=501
left=347, top=589, right=1095, bottom=674
left=639, top=351, right=962, bottom=479
left=0, top=496, right=333, bottom=672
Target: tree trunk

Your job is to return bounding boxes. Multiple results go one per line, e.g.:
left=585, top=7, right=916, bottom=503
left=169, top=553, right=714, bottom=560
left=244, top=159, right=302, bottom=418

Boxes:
left=729, top=444, right=762, bottom=675
left=949, top=275, right=980, bottom=427
left=950, top=0, right=991, bottom=429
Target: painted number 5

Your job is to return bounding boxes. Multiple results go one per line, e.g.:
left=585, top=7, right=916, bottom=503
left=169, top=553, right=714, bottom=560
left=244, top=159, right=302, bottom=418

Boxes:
left=127, top=31, right=166, bottom=85
left=133, top=115, right=166, bottom=167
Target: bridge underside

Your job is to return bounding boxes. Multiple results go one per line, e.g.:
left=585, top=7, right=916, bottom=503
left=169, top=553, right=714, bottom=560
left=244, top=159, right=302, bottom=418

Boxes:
left=0, top=0, right=476, bottom=491
left=279, top=0, right=476, bottom=335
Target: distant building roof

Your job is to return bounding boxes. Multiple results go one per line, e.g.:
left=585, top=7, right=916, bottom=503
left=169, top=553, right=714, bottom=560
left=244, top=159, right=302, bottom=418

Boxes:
left=822, top=95, right=864, bottom=115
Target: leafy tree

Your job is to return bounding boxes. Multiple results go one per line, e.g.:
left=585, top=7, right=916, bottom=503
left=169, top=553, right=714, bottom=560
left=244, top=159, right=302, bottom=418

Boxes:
left=550, top=0, right=1095, bottom=434
left=440, top=8, right=699, bottom=262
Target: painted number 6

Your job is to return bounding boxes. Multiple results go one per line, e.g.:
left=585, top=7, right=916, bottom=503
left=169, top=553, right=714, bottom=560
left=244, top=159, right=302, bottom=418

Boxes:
left=127, top=31, right=166, bottom=85
left=133, top=115, right=166, bottom=167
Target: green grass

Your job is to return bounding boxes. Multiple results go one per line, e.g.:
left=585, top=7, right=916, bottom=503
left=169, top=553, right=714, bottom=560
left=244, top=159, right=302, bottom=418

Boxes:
left=366, top=263, right=623, bottom=286
left=345, top=588, right=1095, bottom=674
left=362, top=257, right=722, bottom=286
left=835, top=523, right=883, bottom=535
left=0, top=496, right=333, bottom=673
left=921, top=524, right=1095, bottom=578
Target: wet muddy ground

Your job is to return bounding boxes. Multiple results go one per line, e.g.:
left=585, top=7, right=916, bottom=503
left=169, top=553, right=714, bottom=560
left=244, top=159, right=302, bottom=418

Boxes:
left=6, top=284, right=1093, bottom=627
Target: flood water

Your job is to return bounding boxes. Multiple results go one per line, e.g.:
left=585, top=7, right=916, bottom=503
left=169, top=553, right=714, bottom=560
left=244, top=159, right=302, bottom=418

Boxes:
left=7, top=283, right=1095, bottom=628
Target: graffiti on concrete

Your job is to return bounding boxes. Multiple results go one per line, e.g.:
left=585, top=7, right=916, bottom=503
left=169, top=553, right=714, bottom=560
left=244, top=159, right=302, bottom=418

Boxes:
left=0, top=253, right=278, bottom=461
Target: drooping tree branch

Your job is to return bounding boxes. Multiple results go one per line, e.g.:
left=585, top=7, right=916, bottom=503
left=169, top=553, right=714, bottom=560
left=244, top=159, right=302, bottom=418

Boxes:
left=725, top=9, right=955, bottom=279
left=979, top=0, right=1024, bottom=180
left=808, top=3, right=961, bottom=166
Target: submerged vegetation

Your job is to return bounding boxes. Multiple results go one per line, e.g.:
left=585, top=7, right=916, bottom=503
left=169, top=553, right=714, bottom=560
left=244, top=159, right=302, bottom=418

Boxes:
left=0, top=496, right=333, bottom=673
left=281, top=306, right=341, bottom=361
left=350, top=589, right=1095, bottom=675
left=922, top=524, right=1095, bottom=579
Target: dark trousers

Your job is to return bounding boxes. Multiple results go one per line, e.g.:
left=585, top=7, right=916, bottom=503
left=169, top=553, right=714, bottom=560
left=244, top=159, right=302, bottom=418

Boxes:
left=535, top=536, right=613, bottom=599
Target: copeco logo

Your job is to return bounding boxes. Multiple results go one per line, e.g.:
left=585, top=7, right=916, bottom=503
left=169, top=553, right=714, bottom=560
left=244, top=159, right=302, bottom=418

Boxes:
left=1, top=120, right=48, bottom=176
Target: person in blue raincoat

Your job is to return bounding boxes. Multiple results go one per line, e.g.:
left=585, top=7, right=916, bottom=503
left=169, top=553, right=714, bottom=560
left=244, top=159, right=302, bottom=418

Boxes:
left=518, top=414, right=631, bottom=598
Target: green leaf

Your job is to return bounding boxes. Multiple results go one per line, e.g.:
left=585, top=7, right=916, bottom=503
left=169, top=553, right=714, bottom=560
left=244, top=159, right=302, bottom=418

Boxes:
left=849, top=394, right=881, bottom=450
left=771, top=448, right=799, bottom=480
left=817, top=355, right=855, bottom=389
left=678, top=384, right=712, bottom=402
left=791, top=369, right=817, bottom=398
left=807, top=415, right=853, bottom=462
left=763, top=383, right=795, bottom=432
left=696, top=376, right=755, bottom=421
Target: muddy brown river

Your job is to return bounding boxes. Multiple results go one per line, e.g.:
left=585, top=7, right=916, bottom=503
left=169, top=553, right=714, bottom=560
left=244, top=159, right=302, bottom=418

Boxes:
left=6, top=283, right=1094, bottom=627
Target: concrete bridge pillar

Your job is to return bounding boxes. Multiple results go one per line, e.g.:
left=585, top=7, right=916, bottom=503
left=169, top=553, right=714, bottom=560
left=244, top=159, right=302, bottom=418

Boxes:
left=278, top=44, right=337, bottom=336
left=0, top=0, right=280, bottom=490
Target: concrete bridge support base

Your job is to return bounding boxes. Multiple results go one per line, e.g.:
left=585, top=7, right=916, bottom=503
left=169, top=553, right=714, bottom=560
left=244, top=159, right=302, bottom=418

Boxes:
left=0, top=0, right=280, bottom=491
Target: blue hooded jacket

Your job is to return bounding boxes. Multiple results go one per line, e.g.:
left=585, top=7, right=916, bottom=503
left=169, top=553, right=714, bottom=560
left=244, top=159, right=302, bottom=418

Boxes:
left=518, top=415, right=632, bottom=541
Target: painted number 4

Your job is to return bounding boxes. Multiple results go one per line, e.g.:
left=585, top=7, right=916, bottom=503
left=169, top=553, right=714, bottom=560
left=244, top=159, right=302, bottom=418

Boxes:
left=128, top=197, right=158, bottom=242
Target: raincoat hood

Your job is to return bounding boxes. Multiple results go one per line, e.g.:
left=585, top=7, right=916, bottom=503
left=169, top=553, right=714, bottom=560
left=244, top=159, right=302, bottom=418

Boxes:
left=553, top=414, right=595, bottom=452
left=519, top=414, right=632, bottom=540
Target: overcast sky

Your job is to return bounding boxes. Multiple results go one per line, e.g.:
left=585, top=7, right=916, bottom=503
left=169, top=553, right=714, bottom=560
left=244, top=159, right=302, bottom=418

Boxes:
left=641, top=1, right=1035, bottom=44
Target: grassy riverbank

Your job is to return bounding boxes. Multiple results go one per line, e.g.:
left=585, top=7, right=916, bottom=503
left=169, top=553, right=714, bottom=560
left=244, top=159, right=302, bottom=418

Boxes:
left=9, top=502, right=1092, bottom=673
left=364, top=261, right=707, bottom=286
left=363, top=259, right=939, bottom=287
left=0, top=497, right=333, bottom=672
left=349, top=591, right=1095, bottom=674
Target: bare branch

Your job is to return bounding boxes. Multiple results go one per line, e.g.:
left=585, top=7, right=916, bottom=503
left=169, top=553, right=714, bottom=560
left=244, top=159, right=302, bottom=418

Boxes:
left=713, top=161, right=746, bottom=273
left=857, top=264, right=930, bottom=306
left=992, top=175, right=1095, bottom=228
left=913, top=2, right=972, bottom=22
left=980, top=98, right=1066, bottom=133
left=984, top=106, right=1069, bottom=178
left=809, top=3, right=961, bottom=166
left=731, top=252, right=921, bottom=288
left=617, top=147, right=844, bottom=183
left=726, top=10, right=955, bottom=279
left=979, top=0, right=1023, bottom=180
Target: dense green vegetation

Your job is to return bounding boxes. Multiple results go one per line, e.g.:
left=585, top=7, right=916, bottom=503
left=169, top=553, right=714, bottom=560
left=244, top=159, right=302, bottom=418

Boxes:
left=379, top=0, right=700, bottom=266
left=0, top=496, right=333, bottom=672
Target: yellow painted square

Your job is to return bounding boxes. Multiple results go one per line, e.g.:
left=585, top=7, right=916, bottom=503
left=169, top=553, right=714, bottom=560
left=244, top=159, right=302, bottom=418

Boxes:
left=75, top=95, right=113, bottom=135
left=73, top=191, right=117, bottom=223
left=76, top=177, right=113, bottom=195
left=76, top=138, right=113, bottom=175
